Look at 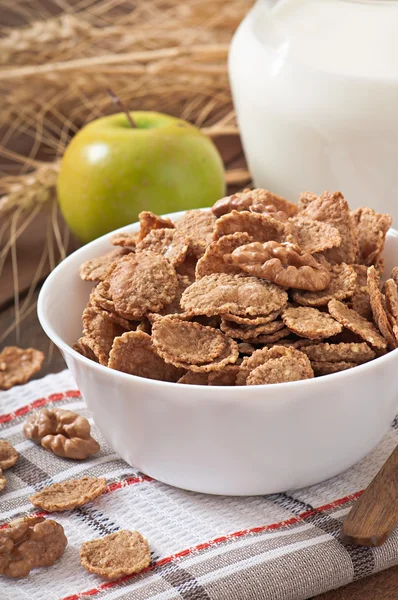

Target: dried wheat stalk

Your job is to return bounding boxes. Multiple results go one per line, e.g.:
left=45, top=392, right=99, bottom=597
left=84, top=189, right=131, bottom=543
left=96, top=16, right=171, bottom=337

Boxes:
left=0, top=163, right=58, bottom=217
left=1, top=0, right=252, bottom=172
left=0, top=45, right=233, bottom=170
left=0, top=0, right=253, bottom=331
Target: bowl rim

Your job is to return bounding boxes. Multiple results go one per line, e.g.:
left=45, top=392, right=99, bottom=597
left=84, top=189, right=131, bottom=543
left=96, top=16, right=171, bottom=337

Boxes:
left=38, top=211, right=398, bottom=392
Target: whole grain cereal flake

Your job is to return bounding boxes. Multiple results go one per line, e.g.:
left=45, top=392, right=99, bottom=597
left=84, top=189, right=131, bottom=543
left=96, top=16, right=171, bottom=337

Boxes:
left=300, top=342, right=375, bottom=364
left=195, top=232, right=253, bottom=279
left=156, top=274, right=192, bottom=317
left=80, top=530, right=151, bottom=580
left=178, top=366, right=240, bottom=386
left=244, top=327, right=291, bottom=344
left=236, top=345, right=313, bottom=386
left=268, top=338, right=314, bottom=349
left=107, top=252, right=178, bottom=319
left=352, top=207, right=392, bottom=266
left=282, top=307, right=342, bottom=340
left=391, top=323, right=398, bottom=347
left=136, top=228, right=189, bottom=267
left=298, top=191, right=318, bottom=211
left=152, top=317, right=239, bottom=372
left=352, top=264, right=369, bottom=287
left=254, top=189, right=298, bottom=217
left=221, top=311, right=282, bottom=326
left=390, top=267, right=398, bottom=289
left=349, top=289, right=372, bottom=321
left=0, top=440, right=19, bottom=470
left=292, top=263, right=357, bottom=307
left=328, top=299, right=387, bottom=349
left=384, top=279, right=398, bottom=321
left=79, top=248, right=131, bottom=281
left=174, top=210, right=216, bottom=258
left=348, top=265, right=372, bottom=320
left=208, top=364, right=240, bottom=386
left=367, top=266, right=396, bottom=348
left=384, top=280, right=398, bottom=346
left=311, top=361, right=356, bottom=376
left=110, top=231, right=139, bottom=248
left=375, top=257, right=385, bottom=277
left=213, top=210, right=287, bottom=244
left=138, top=211, right=174, bottom=241
left=89, top=281, right=115, bottom=313
left=181, top=273, right=288, bottom=318
left=290, top=216, right=341, bottom=254
left=73, top=337, right=100, bottom=362
left=29, top=477, right=107, bottom=512
left=0, top=347, right=44, bottom=390
left=152, top=318, right=226, bottom=365
left=300, top=191, right=358, bottom=265
left=82, top=305, right=131, bottom=365
left=220, top=318, right=285, bottom=340
left=178, top=371, right=209, bottom=385
left=108, top=331, right=183, bottom=382
left=246, top=354, right=313, bottom=385
left=0, top=469, right=6, bottom=492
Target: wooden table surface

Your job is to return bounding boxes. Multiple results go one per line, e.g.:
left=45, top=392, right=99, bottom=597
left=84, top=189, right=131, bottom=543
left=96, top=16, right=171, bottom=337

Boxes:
left=1, top=135, right=397, bottom=598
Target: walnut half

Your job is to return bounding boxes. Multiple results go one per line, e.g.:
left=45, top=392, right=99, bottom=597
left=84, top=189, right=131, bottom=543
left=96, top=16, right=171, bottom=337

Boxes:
left=0, top=517, right=67, bottom=578
left=23, top=408, right=100, bottom=460
left=231, top=241, right=331, bottom=291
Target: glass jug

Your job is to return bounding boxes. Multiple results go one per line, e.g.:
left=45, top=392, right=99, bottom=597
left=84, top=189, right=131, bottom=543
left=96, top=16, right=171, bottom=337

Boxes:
left=229, top=0, right=398, bottom=219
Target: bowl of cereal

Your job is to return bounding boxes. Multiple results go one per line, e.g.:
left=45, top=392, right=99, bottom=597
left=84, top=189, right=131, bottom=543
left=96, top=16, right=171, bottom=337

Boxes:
left=38, top=190, right=398, bottom=495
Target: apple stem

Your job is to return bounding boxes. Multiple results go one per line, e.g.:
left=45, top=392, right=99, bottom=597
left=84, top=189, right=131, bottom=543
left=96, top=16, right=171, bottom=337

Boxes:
left=106, top=88, right=136, bottom=128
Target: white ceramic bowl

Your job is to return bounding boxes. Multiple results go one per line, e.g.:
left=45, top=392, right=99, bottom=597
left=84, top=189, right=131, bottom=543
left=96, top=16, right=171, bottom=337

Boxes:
left=38, top=212, right=398, bottom=496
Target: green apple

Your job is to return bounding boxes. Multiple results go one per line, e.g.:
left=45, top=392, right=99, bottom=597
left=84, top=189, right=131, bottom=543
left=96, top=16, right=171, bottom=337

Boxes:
left=57, top=111, right=225, bottom=243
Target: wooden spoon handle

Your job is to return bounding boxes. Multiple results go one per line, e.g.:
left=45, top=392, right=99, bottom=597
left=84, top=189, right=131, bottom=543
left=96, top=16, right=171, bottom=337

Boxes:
left=341, top=444, right=398, bottom=546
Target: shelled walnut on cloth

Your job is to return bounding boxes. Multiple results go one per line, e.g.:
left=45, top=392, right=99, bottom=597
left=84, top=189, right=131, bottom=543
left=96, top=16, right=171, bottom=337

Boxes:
left=23, top=408, right=100, bottom=460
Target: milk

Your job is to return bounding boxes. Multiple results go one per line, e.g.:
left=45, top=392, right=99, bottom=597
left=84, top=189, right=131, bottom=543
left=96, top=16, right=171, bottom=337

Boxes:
left=229, top=0, right=398, bottom=218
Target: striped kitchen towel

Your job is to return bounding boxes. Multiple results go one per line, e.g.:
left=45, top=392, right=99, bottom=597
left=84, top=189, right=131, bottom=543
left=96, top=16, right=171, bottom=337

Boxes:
left=0, top=370, right=397, bottom=600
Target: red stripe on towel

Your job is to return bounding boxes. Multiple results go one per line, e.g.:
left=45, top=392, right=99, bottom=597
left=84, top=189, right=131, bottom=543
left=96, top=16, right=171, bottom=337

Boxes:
left=0, top=390, right=81, bottom=423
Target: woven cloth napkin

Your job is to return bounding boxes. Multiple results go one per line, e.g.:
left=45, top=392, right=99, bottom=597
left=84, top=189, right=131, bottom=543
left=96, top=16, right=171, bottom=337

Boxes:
left=1, top=370, right=397, bottom=600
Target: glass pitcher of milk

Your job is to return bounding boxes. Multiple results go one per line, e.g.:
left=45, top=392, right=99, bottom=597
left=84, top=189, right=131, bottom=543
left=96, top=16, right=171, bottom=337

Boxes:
left=229, top=0, right=398, bottom=218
